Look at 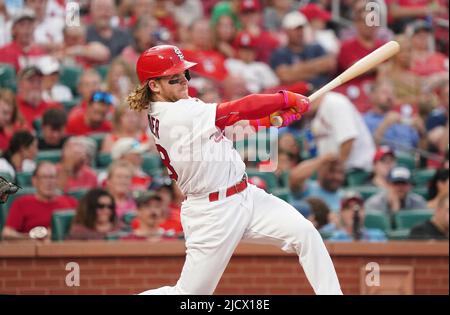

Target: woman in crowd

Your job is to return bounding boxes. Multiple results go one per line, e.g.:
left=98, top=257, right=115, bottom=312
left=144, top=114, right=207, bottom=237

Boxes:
left=427, top=168, right=449, bottom=210
left=0, top=130, right=37, bottom=180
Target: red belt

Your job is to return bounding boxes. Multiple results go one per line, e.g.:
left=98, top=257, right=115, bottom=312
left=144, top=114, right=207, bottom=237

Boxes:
left=208, top=175, right=248, bottom=202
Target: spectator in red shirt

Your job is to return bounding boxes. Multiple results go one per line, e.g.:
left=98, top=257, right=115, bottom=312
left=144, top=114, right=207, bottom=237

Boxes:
left=66, top=188, right=123, bottom=240
left=56, top=136, right=98, bottom=193
left=121, top=191, right=166, bottom=241
left=0, top=88, right=30, bottom=154
left=66, top=91, right=113, bottom=136
left=15, top=66, right=62, bottom=127
left=1, top=161, right=78, bottom=240
left=0, top=8, right=46, bottom=72
left=106, top=160, right=137, bottom=220
left=68, top=69, right=103, bottom=120
left=182, top=19, right=229, bottom=81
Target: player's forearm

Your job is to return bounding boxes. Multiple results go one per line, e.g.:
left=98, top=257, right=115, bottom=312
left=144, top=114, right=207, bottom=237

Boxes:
left=339, top=139, right=354, bottom=162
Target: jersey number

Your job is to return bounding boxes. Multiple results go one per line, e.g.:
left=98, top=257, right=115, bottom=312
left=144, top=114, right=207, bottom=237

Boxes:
left=156, top=144, right=179, bottom=181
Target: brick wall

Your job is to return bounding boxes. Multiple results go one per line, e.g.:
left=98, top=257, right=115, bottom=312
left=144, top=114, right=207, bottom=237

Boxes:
left=0, top=241, right=448, bottom=295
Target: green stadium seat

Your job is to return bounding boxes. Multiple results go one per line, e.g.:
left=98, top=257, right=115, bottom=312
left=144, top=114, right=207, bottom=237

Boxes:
left=0, top=63, right=17, bottom=92
left=36, top=150, right=62, bottom=163
left=33, top=119, right=42, bottom=136
left=0, top=172, right=13, bottom=182
left=386, top=229, right=411, bottom=240
left=246, top=168, right=278, bottom=192
left=123, top=212, right=137, bottom=225
left=51, top=210, right=76, bottom=241
left=396, top=151, right=416, bottom=171
left=59, top=66, right=83, bottom=96
left=66, top=189, right=88, bottom=200
left=413, top=169, right=436, bottom=187
left=95, top=64, right=110, bottom=80
left=412, top=186, right=428, bottom=199
left=16, top=172, right=33, bottom=187
left=89, top=133, right=108, bottom=151
left=0, top=206, right=8, bottom=240
left=142, top=153, right=162, bottom=176
left=346, top=170, right=371, bottom=187
left=394, top=209, right=433, bottom=230
left=62, top=98, right=80, bottom=113
left=320, top=230, right=334, bottom=240
left=97, top=152, right=112, bottom=168
left=280, top=171, right=290, bottom=188
left=364, top=211, right=391, bottom=232
left=344, top=185, right=382, bottom=200
left=271, top=187, right=291, bottom=202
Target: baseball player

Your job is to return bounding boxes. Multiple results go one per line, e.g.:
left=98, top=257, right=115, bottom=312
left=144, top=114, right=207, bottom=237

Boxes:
left=127, top=45, right=342, bottom=295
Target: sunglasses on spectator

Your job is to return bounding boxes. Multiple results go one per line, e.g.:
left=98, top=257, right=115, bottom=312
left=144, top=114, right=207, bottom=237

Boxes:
left=91, top=91, right=114, bottom=105
left=97, top=203, right=114, bottom=210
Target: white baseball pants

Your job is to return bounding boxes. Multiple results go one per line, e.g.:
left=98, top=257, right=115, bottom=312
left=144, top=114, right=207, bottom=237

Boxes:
left=139, top=184, right=342, bottom=295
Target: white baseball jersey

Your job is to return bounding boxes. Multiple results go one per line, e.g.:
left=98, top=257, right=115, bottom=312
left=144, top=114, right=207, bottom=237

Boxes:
left=148, top=97, right=246, bottom=196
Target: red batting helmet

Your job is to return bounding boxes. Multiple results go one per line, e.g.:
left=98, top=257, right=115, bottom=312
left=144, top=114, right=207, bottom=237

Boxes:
left=136, top=45, right=197, bottom=83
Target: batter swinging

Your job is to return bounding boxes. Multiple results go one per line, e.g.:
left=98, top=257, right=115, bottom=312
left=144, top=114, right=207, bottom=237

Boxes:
left=127, top=45, right=342, bottom=295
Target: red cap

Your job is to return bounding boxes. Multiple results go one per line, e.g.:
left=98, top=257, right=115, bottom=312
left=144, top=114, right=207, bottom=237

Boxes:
left=233, top=31, right=257, bottom=49
left=373, top=146, right=395, bottom=163
left=248, top=176, right=267, bottom=190
left=299, top=3, right=331, bottom=22
left=240, top=0, right=261, bottom=13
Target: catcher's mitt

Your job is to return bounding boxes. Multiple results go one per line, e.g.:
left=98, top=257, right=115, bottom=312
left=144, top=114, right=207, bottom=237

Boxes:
left=0, top=176, right=21, bottom=204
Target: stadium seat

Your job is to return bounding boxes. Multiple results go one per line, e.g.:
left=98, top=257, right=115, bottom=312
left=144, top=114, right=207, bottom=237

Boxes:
left=396, top=151, right=416, bottom=171
left=59, top=66, right=83, bottom=96
left=394, top=209, right=433, bottom=230
left=97, top=152, right=112, bottom=168
left=246, top=168, right=279, bottom=192
left=89, top=133, right=108, bottom=151
left=142, top=153, right=162, bottom=176
left=0, top=206, right=7, bottom=240
left=123, top=212, right=137, bottom=225
left=346, top=170, right=371, bottom=187
left=16, top=172, right=33, bottom=187
left=0, top=172, right=13, bottom=182
left=364, top=211, right=390, bottom=232
left=386, top=229, right=411, bottom=240
left=280, top=171, right=290, bottom=188
left=319, top=230, right=334, bottom=240
left=344, top=185, right=382, bottom=200
left=0, top=63, right=17, bottom=92
left=51, top=210, right=76, bottom=241
left=271, top=187, right=290, bottom=202
left=66, top=189, right=88, bottom=200
left=33, top=119, right=42, bottom=136
left=95, top=65, right=110, bottom=80
left=36, top=150, right=62, bottom=163
left=62, top=99, right=80, bottom=113
left=412, top=186, right=428, bottom=199
left=413, top=169, right=436, bottom=187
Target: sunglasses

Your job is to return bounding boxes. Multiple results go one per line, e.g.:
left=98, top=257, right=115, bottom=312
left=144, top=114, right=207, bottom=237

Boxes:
left=97, top=203, right=114, bottom=210
left=91, top=91, right=114, bottom=105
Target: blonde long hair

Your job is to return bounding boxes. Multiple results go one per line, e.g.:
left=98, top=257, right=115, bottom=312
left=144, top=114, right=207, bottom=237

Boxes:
left=127, top=82, right=152, bottom=112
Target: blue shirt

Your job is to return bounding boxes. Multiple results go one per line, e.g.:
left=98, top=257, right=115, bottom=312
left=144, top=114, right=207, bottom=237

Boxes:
left=426, top=108, right=447, bottom=131
left=291, top=180, right=343, bottom=213
left=328, top=228, right=387, bottom=242
left=270, top=44, right=329, bottom=88
left=363, top=111, right=419, bottom=149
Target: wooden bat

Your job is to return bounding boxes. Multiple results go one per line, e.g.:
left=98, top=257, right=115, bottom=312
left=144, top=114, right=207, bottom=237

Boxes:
left=271, top=40, right=400, bottom=127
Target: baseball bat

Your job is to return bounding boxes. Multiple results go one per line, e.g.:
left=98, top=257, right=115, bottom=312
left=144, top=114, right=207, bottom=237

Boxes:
left=271, top=40, right=400, bottom=127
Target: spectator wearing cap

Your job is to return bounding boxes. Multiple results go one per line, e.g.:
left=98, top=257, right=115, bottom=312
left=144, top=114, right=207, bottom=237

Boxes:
left=237, top=0, right=281, bottom=63
left=364, top=80, right=421, bottom=150
left=365, top=166, right=427, bottom=219
left=38, top=108, right=68, bottom=151
left=105, top=160, right=137, bottom=220
left=309, top=92, right=375, bottom=172
left=121, top=191, right=166, bottom=240
left=366, top=146, right=397, bottom=189
left=427, top=168, right=449, bottom=210
left=212, top=14, right=238, bottom=59
left=67, top=188, right=124, bottom=240
left=270, top=11, right=335, bottom=88
left=409, top=194, right=449, bottom=240
left=98, top=137, right=152, bottom=191
left=181, top=19, right=229, bottom=81
left=56, top=136, right=98, bottom=193
left=24, top=0, right=65, bottom=49
left=2, top=161, right=78, bottom=240
left=0, top=130, right=38, bottom=180
left=263, top=0, right=299, bottom=32
left=57, top=25, right=111, bottom=69
left=329, top=191, right=387, bottom=242
left=224, top=32, right=279, bottom=93
left=410, top=20, right=448, bottom=77
left=0, top=88, right=30, bottom=153
left=101, top=104, right=153, bottom=154
left=301, top=3, right=340, bottom=55
left=15, top=65, right=62, bottom=127
left=38, top=56, right=73, bottom=103
left=86, top=0, right=131, bottom=61
left=289, top=153, right=345, bottom=212
left=0, top=8, right=46, bottom=72
left=66, top=91, right=113, bottom=136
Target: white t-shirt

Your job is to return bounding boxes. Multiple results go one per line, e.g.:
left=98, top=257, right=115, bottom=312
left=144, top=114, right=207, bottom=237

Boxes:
left=34, top=16, right=65, bottom=45
left=311, top=92, right=375, bottom=171
left=225, top=58, right=280, bottom=93
left=0, top=157, right=36, bottom=179
left=149, top=98, right=245, bottom=196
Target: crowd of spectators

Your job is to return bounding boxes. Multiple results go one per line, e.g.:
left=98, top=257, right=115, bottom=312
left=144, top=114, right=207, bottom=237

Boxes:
left=0, top=0, right=448, bottom=242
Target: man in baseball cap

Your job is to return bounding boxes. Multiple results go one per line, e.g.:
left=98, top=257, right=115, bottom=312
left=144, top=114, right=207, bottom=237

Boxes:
left=365, top=166, right=427, bottom=223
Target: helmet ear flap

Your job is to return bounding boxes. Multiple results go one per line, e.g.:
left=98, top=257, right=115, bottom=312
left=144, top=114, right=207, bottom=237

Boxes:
left=184, top=70, right=191, bottom=81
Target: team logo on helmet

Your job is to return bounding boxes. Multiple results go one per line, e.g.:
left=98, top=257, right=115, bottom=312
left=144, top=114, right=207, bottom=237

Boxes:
left=174, top=47, right=184, bottom=61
